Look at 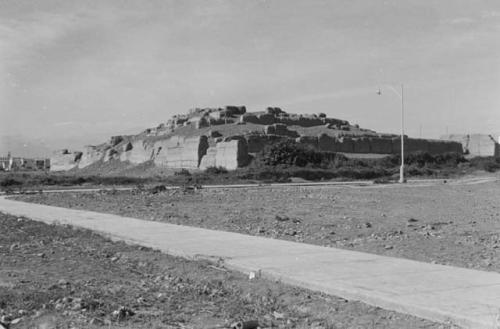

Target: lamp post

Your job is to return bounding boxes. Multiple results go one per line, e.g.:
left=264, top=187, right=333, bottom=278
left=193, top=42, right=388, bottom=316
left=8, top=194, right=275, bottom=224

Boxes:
left=378, top=84, right=405, bottom=183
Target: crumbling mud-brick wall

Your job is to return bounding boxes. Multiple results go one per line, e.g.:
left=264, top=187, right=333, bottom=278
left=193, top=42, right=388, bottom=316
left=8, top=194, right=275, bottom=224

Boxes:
left=246, top=134, right=288, bottom=153
left=264, top=124, right=299, bottom=138
left=442, top=134, right=499, bottom=157
left=50, top=150, right=82, bottom=171
left=296, top=136, right=319, bottom=149
left=240, top=113, right=276, bottom=125
left=315, top=135, right=462, bottom=155
left=104, top=147, right=121, bottom=162
left=277, top=116, right=323, bottom=127
left=199, top=147, right=217, bottom=169
left=426, top=139, right=462, bottom=154
left=200, top=139, right=249, bottom=170
left=78, top=145, right=105, bottom=168
left=120, top=140, right=155, bottom=164
left=153, top=135, right=209, bottom=168
left=317, top=134, right=355, bottom=153
left=390, top=137, right=463, bottom=155
left=317, top=134, right=337, bottom=152
left=467, top=134, right=499, bottom=156
left=323, top=117, right=349, bottom=127
left=368, top=137, right=393, bottom=154
left=404, top=138, right=429, bottom=153
left=352, top=137, right=372, bottom=153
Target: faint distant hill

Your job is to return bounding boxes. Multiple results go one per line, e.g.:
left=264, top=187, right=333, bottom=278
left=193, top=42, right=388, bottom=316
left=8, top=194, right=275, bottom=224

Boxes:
left=0, top=135, right=53, bottom=158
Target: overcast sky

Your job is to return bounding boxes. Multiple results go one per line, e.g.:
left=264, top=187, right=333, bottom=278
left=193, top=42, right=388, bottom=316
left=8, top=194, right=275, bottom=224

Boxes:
left=1, top=0, right=499, bottom=150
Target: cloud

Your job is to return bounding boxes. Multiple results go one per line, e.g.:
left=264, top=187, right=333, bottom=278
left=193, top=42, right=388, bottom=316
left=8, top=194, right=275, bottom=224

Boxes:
left=445, top=17, right=476, bottom=25
left=270, top=87, right=376, bottom=108
left=52, top=121, right=75, bottom=127
left=481, top=10, right=500, bottom=19
left=0, top=13, right=77, bottom=67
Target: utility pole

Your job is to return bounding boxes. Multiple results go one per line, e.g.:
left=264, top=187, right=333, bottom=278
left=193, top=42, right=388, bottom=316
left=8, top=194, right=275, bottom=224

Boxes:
left=399, top=84, right=405, bottom=184
left=377, top=84, right=405, bottom=183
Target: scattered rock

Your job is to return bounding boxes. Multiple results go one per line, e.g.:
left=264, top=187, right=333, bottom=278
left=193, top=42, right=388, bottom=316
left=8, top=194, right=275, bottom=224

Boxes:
left=273, top=311, right=285, bottom=320
left=58, top=279, right=69, bottom=286
left=248, top=270, right=261, bottom=280
left=0, top=315, right=11, bottom=329
left=89, top=317, right=104, bottom=326
left=71, top=303, right=82, bottom=311
left=231, top=320, right=259, bottom=329
left=275, top=215, right=290, bottom=222
left=112, top=306, right=135, bottom=320
left=10, top=318, right=21, bottom=325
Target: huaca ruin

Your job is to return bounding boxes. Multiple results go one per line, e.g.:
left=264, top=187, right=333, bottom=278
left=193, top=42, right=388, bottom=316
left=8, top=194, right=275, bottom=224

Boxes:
left=51, top=106, right=465, bottom=171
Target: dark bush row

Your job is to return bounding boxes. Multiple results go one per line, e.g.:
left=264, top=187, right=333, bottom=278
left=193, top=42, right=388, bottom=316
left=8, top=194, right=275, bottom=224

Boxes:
left=258, top=140, right=348, bottom=168
left=468, top=156, right=500, bottom=172
left=0, top=173, right=149, bottom=189
left=257, top=141, right=470, bottom=170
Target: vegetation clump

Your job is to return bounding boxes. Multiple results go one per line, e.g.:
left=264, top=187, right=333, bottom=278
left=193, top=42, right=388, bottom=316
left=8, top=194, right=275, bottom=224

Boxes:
left=204, top=166, right=229, bottom=175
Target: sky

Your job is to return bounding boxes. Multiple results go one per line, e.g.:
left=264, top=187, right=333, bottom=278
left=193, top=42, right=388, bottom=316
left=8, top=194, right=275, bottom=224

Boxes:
left=1, top=0, right=500, bottom=154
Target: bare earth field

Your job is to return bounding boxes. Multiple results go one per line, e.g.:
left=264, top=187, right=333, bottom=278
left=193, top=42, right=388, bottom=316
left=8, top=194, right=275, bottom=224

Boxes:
left=0, top=212, right=447, bottom=329
left=13, top=176, right=500, bottom=273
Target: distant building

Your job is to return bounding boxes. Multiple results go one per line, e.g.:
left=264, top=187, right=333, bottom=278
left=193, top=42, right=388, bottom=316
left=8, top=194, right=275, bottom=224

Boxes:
left=0, top=153, right=50, bottom=171
left=0, top=156, right=10, bottom=171
left=441, top=134, right=500, bottom=157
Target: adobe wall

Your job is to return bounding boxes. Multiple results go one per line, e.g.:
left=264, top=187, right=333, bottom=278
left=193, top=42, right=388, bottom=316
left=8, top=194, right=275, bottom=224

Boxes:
left=240, top=113, right=276, bottom=125
left=317, top=134, right=355, bottom=153
left=391, top=137, right=462, bottom=155
left=78, top=146, right=105, bottom=168
left=315, top=134, right=462, bottom=155
left=295, top=136, right=318, bottom=149
left=403, top=138, right=428, bottom=153
left=323, top=117, right=349, bottom=127
left=199, top=139, right=249, bottom=170
left=240, top=112, right=349, bottom=128
left=103, top=148, right=121, bottom=162
left=199, top=147, right=217, bottom=168
left=120, top=140, right=155, bottom=164
left=153, top=136, right=209, bottom=168
left=427, top=139, right=462, bottom=154
left=369, top=137, right=393, bottom=154
left=50, top=150, right=82, bottom=171
left=246, top=134, right=288, bottom=153
left=441, top=134, right=500, bottom=156
left=469, top=135, right=499, bottom=156
left=278, top=116, right=323, bottom=127
left=264, top=124, right=299, bottom=138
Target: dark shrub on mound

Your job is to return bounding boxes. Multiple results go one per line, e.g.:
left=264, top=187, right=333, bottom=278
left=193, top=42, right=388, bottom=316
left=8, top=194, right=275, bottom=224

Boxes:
left=469, top=157, right=500, bottom=172
left=259, top=140, right=347, bottom=168
left=174, top=168, right=191, bottom=176
left=0, top=177, right=23, bottom=187
left=205, top=166, right=229, bottom=175
left=380, top=152, right=466, bottom=168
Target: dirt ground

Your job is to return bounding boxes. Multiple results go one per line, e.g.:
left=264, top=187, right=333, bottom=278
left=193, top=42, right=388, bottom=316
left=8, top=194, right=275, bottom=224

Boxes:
left=13, top=176, right=500, bottom=273
left=0, top=212, right=448, bottom=329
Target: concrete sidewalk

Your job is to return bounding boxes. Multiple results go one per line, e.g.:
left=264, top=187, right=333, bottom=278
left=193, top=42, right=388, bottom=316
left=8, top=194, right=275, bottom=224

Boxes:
left=1, top=197, right=499, bottom=329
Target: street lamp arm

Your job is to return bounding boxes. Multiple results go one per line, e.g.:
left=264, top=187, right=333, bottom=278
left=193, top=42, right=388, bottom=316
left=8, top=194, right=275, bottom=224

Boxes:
left=383, top=84, right=403, bottom=99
